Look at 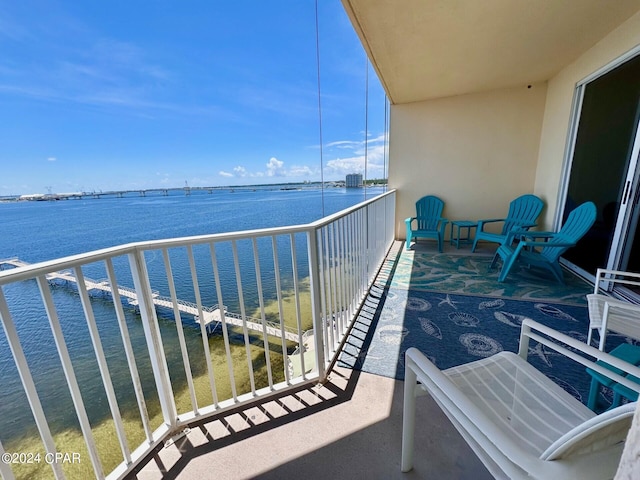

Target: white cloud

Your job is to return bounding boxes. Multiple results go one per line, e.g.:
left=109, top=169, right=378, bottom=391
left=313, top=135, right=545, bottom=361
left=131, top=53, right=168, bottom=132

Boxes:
left=321, top=132, right=388, bottom=156
left=216, top=157, right=318, bottom=182
left=213, top=133, right=388, bottom=185
left=288, top=165, right=314, bottom=177
left=233, top=166, right=248, bottom=177
left=324, top=142, right=387, bottom=178
left=47, top=157, right=57, bottom=162
left=266, top=157, right=285, bottom=177
left=325, top=140, right=361, bottom=149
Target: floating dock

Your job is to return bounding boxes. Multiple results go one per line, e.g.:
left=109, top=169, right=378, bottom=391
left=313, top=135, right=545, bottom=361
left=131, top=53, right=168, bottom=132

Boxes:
left=0, top=258, right=299, bottom=342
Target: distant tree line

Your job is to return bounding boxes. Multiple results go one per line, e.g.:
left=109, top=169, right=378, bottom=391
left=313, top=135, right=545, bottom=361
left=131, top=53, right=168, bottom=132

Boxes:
left=364, top=178, right=387, bottom=185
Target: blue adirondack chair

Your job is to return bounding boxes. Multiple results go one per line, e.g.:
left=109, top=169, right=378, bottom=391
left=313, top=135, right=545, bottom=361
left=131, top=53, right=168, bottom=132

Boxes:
left=489, top=201, right=597, bottom=283
left=405, top=195, right=448, bottom=252
left=472, top=194, right=544, bottom=252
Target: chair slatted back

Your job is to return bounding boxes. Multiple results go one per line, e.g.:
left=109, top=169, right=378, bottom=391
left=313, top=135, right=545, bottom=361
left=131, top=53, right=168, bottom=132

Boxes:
left=502, top=194, right=544, bottom=235
left=415, top=195, right=445, bottom=231
left=541, top=201, right=597, bottom=262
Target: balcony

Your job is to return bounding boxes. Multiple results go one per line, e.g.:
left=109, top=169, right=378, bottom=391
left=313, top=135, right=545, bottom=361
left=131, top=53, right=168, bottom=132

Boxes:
left=0, top=189, right=628, bottom=479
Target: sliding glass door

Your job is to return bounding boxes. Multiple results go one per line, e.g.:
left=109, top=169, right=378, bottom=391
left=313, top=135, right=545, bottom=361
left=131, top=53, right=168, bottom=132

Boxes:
left=562, top=52, right=640, bottom=283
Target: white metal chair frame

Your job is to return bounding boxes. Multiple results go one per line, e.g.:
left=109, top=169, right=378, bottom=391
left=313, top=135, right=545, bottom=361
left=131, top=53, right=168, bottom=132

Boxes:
left=587, top=268, right=640, bottom=350
left=402, top=318, right=640, bottom=479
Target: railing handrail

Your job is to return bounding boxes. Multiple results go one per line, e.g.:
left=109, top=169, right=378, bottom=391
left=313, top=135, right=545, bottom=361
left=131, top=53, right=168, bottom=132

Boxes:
left=0, top=190, right=397, bottom=285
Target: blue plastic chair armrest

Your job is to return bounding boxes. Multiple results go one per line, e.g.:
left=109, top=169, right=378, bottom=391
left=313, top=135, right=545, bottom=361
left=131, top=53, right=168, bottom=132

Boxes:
left=521, top=240, right=576, bottom=249
left=519, top=231, right=556, bottom=241
left=476, top=218, right=505, bottom=230
left=512, top=221, right=537, bottom=229
left=478, top=218, right=505, bottom=224
left=503, top=227, right=530, bottom=244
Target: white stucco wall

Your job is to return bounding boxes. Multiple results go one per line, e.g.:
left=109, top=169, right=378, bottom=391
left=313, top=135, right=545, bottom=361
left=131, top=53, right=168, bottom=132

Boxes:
left=389, top=83, right=547, bottom=239
left=534, top=11, right=640, bottom=230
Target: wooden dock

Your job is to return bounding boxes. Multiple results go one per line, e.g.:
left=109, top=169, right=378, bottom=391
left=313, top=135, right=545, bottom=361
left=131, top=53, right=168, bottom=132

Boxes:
left=0, top=258, right=299, bottom=342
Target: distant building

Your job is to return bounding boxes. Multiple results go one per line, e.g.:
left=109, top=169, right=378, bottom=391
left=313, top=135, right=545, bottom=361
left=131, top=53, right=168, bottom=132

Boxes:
left=346, top=173, right=363, bottom=188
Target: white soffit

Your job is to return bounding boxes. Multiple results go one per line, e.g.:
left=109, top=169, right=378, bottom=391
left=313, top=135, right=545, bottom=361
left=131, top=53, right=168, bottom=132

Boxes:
left=342, top=0, right=640, bottom=104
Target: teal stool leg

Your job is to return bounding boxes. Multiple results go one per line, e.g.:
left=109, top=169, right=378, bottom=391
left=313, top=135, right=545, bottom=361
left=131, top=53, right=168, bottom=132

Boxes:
left=587, top=377, right=601, bottom=411
left=609, top=391, right=624, bottom=411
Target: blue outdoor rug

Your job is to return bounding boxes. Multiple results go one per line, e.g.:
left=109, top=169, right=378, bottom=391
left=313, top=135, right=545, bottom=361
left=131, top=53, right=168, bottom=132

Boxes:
left=390, top=250, right=592, bottom=304
left=338, top=246, right=637, bottom=411
left=340, top=288, right=637, bottom=410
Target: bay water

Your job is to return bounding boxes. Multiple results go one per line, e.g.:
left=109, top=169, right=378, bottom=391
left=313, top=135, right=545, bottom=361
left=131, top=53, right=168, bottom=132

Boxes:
left=0, top=185, right=383, bottom=475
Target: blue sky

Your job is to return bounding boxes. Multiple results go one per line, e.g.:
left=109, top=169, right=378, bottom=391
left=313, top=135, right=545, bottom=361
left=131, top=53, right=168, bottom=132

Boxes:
left=0, top=1, right=388, bottom=195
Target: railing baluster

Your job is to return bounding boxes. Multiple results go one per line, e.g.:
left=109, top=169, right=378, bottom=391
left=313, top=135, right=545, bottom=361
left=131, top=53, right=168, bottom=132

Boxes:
left=104, top=258, right=153, bottom=442
left=349, top=212, right=358, bottom=311
left=128, top=250, right=177, bottom=431
left=351, top=212, right=364, bottom=308
left=208, top=243, right=238, bottom=401
left=329, top=223, right=339, bottom=353
left=232, top=240, right=256, bottom=394
left=252, top=237, right=274, bottom=389
left=347, top=212, right=355, bottom=307
left=186, top=245, right=219, bottom=407
left=366, top=203, right=373, bottom=281
left=162, top=249, right=199, bottom=414
left=271, top=236, right=291, bottom=384
left=36, top=275, right=105, bottom=479
left=376, top=202, right=381, bottom=275
left=307, top=227, right=326, bottom=378
left=337, top=217, right=347, bottom=335
left=341, top=216, right=349, bottom=331
left=318, top=227, right=331, bottom=366
left=357, top=210, right=368, bottom=297
left=368, top=203, right=374, bottom=284
left=0, top=289, right=65, bottom=480
left=289, top=234, right=306, bottom=379
left=362, top=207, right=369, bottom=294
left=74, top=267, right=131, bottom=465
left=0, top=439, right=16, bottom=480
left=344, top=215, right=352, bottom=319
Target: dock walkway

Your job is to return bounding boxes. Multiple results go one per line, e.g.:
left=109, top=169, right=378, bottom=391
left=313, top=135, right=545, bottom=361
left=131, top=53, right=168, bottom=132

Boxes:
left=0, top=258, right=300, bottom=342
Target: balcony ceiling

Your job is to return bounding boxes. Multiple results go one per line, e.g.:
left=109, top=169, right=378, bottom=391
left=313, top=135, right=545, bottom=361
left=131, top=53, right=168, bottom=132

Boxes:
left=342, top=0, right=640, bottom=104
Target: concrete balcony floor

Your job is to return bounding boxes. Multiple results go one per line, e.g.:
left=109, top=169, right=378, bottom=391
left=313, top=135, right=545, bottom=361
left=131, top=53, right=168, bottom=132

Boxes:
left=132, top=242, right=493, bottom=479
left=132, top=366, right=491, bottom=480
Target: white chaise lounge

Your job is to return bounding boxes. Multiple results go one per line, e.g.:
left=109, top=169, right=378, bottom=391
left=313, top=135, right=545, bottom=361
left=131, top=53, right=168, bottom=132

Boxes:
left=402, top=319, right=640, bottom=479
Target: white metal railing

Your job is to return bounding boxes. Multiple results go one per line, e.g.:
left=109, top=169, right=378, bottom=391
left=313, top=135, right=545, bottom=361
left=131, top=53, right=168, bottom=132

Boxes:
left=0, top=189, right=396, bottom=480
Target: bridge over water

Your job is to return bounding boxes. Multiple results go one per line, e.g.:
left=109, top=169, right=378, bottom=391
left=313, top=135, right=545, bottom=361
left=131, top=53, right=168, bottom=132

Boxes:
left=0, top=258, right=300, bottom=342
left=17, top=186, right=223, bottom=201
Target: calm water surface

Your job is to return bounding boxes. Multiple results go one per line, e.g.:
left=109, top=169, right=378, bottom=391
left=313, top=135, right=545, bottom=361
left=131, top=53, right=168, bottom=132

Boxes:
left=0, top=186, right=383, bottom=444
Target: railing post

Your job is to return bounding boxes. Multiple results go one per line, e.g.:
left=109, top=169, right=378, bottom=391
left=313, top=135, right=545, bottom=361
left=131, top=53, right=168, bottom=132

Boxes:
left=307, top=227, right=327, bottom=380
left=128, top=249, right=178, bottom=431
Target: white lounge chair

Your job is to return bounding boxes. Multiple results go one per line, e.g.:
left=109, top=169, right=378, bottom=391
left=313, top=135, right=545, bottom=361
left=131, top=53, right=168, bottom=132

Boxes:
left=401, top=318, right=640, bottom=479
left=587, top=268, right=640, bottom=350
